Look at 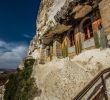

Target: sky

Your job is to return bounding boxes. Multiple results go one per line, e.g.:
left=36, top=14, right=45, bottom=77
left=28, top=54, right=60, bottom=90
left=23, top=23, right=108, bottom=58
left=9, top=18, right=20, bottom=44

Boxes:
left=0, top=0, right=40, bottom=69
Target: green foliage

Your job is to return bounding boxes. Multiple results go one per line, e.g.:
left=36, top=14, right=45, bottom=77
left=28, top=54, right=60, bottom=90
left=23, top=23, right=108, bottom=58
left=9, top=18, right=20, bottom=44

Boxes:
left=4, top=58, right=40, bottom=100
left=23, top=59, right=35, bottom=80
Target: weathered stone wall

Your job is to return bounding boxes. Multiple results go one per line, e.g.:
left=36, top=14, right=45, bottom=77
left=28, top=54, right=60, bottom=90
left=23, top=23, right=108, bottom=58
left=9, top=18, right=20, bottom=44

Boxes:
left=28, top=0, right=69, bottom=59
left=99, top=0, right=110, bottom=45
left=37, top=0, right=67, bottom=37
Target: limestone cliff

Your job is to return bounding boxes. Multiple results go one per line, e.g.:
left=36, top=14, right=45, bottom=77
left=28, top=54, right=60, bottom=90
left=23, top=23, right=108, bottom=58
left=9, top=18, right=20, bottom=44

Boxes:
left=32, top=49, right=110, bottom=100
left=27, top=0, right=110, bottom=100
left=28, top=0, right=70, bottom=62
left=3, top=0, right=110, bottom=100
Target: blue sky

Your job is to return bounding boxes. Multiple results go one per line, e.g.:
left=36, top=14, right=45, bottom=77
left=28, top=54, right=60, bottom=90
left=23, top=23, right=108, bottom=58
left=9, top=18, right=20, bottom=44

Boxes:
left=0, top=0, right=40, bottom=69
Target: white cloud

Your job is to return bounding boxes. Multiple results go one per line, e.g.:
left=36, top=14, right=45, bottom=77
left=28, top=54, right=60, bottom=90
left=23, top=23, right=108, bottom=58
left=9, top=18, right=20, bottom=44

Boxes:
left=0, top=40, right=28, bottom=69
left=0, top=41, right=7, bottom=47
left=23, top=34, right=32, bottom=38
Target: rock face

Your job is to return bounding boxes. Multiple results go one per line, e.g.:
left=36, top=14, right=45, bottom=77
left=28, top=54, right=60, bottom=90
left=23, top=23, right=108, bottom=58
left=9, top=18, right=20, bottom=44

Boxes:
left=28, top=0, right=68, bottom=59
left=99, top=0, right=110, bottom=35
left=32, top=59, right=92, bottom=100
left=0, top=85, right=4, bottom=100
left=99, top=0, right=110, bottom=46
left=27, top=0, right=110, bottom=100
left=28, top=0, right=110, bottom=59
left=37, top=0, right=67, bottom=36
left=32, top=49, right=110, bottom=100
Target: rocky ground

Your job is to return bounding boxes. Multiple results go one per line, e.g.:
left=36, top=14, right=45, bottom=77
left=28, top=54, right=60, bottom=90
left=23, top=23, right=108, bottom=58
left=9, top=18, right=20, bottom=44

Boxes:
left=32, top=48, right=110, bottom=100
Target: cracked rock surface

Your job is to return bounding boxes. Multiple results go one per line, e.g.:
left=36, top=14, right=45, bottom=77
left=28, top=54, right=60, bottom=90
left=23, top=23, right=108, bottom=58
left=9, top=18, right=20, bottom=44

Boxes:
left=32, top=49, right=110, bottom=100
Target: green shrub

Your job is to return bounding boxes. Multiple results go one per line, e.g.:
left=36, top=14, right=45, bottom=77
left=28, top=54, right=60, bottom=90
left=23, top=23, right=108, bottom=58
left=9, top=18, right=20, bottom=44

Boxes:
left=4, top=58, right=40, bottom=100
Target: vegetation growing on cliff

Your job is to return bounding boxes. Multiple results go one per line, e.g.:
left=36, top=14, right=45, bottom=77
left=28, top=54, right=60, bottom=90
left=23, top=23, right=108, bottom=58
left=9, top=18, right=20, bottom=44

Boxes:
left=4, top=58, right=41, bottom=100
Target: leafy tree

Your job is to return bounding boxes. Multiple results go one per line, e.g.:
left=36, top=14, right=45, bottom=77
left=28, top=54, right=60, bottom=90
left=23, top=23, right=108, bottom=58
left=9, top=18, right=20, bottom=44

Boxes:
left=4, top=58, right=41, bottom=100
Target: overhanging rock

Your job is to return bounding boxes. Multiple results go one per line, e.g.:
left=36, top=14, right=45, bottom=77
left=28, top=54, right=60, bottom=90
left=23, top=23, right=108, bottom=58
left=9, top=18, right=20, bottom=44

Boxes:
left=71, top=5, right=92, bottom=19
left=41, top=24, right=72, bottom=45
